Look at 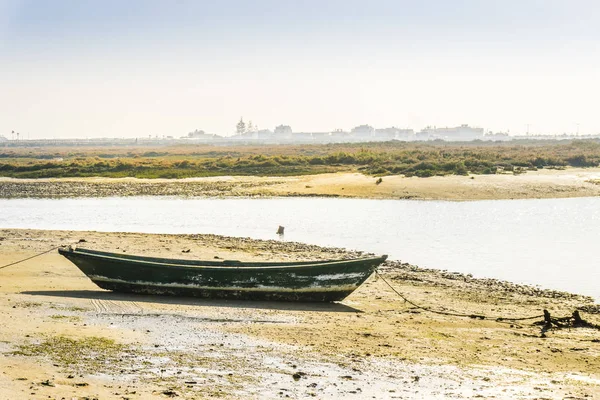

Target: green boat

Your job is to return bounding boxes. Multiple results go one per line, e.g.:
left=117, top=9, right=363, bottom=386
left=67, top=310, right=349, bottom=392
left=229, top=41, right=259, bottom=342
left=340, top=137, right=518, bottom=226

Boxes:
left=58, top=247, right=388, bottom=302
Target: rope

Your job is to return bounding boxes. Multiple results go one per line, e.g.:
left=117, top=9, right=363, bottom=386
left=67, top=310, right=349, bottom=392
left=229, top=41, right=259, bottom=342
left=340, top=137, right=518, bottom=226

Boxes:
left=375, top=270, right=544, bottom=322
left=0, top=245, right=66, bottom=270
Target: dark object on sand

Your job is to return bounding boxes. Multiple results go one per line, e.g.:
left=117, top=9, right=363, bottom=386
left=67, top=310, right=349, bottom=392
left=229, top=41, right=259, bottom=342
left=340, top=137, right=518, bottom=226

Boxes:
left=58, top=247, right=387, bottom=302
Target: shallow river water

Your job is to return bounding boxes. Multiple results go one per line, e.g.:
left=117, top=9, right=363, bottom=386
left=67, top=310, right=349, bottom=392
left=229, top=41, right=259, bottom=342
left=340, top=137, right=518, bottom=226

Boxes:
left=1, top=196, right=598, bottom=299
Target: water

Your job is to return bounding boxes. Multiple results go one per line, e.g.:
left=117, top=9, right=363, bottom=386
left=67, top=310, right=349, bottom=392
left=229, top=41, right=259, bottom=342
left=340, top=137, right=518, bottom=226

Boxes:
left=1, top=196, right=598, bottom=299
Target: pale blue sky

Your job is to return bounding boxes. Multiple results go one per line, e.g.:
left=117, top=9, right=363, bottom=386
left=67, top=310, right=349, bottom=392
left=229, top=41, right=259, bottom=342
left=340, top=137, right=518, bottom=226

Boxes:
left=1, top=0, right=599, bottom=138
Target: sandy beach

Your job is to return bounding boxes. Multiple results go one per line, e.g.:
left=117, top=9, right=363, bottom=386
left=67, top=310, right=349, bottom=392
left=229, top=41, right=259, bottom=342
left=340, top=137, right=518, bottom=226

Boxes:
left=0, top=229, right=599, bottom=399
left=1, top=167, right=600, bottom=200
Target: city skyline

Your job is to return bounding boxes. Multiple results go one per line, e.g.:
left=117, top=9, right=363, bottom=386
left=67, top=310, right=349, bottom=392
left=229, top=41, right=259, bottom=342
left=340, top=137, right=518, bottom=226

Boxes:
left=2, top=0, right=599, bottom=139
left=1, top=119, right=592, bottom=140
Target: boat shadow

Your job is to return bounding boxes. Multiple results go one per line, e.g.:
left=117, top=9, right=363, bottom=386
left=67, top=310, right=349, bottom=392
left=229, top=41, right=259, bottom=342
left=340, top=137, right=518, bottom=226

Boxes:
left=21, top=290, right=363, bottom=313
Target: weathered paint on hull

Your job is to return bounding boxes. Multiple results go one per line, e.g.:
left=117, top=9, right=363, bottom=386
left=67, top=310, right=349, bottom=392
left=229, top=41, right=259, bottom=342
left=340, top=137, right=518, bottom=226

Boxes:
left=58, top=248, right=387, bottom=302
left=91, top=280, right=355, bottom=302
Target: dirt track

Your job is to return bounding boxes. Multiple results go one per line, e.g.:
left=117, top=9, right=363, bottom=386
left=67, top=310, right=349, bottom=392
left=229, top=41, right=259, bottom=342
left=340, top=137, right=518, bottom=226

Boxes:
left=1, top=229, right=599, bottom=399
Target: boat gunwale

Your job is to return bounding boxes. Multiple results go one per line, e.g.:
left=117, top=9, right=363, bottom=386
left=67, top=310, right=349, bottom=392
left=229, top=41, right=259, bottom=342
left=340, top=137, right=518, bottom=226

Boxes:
left=58, top=247, right=388, bottom=271
left=68, top=247, right=343, bottom=267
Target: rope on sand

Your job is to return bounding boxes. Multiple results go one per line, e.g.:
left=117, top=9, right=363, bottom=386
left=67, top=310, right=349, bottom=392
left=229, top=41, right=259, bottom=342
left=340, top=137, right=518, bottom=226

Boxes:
left=377, top=270, right=600, bottom=336
left=0, top=239, right=85, bottom=271
left=0, top=246, right=62, bottom=270
left=375, top=269, right=545, bottom=321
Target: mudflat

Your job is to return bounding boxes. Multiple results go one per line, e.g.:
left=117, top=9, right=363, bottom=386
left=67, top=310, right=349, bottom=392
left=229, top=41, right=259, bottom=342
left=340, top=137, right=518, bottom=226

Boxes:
left=0, top=229, right=599, bottom=399
left=1, top=168, right=600, bottom=200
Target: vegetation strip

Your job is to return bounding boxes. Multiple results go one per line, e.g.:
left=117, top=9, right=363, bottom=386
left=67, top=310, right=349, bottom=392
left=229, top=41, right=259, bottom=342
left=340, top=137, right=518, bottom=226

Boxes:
left=1, top=140, right=599, bottom=178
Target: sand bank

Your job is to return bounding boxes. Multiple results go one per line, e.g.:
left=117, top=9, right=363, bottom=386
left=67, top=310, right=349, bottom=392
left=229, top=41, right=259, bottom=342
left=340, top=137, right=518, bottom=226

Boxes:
left=1, top=167, right=600, bottom=200
left=0, top=229, right=599, bottom=399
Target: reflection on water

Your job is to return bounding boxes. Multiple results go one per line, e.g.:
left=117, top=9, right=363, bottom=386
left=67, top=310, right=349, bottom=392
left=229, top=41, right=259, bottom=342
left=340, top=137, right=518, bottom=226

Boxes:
left=1, top=196, right=599, bottom=299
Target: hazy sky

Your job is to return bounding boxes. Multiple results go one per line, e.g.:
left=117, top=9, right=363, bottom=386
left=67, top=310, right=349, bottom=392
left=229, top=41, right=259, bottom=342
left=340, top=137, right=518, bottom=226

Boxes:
left=1, top=0, right=599, bottom=138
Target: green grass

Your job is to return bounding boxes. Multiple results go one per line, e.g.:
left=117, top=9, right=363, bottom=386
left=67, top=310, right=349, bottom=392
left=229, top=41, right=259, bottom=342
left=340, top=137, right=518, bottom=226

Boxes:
left=1, top=140, right=599, bottom=178
left=13, top=336, right=128, bottom=372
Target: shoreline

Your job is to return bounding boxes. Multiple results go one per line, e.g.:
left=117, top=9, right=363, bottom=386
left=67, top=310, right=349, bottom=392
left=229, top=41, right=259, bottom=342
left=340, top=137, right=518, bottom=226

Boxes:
left=1, top=229, right=599, bottom=398
left=1, top=228, right=594, bottom=302
left=1, top=227, right=597, bottom=303
left=1, top=167, right=600, bottom=200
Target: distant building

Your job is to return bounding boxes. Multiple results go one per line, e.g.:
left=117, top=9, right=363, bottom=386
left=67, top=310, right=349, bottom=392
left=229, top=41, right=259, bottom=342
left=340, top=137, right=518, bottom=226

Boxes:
left=292, top=132, right=314, bottom=141
left=256, top=129, right=274, bottom=140
left=0, top=135, right=7, bottom=142
left=374, top=127, right=415, bottom=141
left=186, top=129, right=207, bottom=138
left=396, top=129, right=415, bottom=141
left=330, top=129, right=351, bottom=143
left=483, top=132, right=511, bottom=142
left=416, top=126, right=438, bottom=141
left=416, top=125, right=483, bottom=141
left=274, top=125, right=292, bottom=134
left=274, top=125, right=292, bottom=140
left=440, top=124, right=484, bottom=141
left=183, top=129, right=218, bottom=141
left=351, top=125, right=375, bottom=138
left=374, top=127, right=397, bottom=140
left=311, top=132, right=330, bottom=142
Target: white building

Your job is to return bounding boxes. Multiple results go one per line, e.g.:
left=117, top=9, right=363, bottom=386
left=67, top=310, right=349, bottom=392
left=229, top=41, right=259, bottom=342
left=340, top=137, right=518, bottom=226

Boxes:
left=182, top=129, right=219, bottom=142
left=375, top=127, right=415, bottom=141
left=417, top=125, right=484, bottom=141
left=274, top=125, right=293, bottom=140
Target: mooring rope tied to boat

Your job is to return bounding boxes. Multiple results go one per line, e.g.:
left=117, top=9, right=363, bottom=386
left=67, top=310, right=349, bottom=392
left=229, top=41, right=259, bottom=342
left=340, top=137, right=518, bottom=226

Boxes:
left=375, top=269, right=545, bottom=322
left=0, top=240, right=84, bottom=271
left=0, top=246, right=62, bottom=270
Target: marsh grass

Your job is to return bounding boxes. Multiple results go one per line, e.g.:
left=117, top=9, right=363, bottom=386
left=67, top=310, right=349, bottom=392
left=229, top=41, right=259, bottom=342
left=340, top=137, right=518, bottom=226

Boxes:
left=1, top=140, right=599, bottom=178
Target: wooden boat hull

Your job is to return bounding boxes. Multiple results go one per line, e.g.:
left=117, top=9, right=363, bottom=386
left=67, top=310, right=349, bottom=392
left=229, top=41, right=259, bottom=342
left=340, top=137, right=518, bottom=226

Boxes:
left=58, top=248, right=387, bottom=302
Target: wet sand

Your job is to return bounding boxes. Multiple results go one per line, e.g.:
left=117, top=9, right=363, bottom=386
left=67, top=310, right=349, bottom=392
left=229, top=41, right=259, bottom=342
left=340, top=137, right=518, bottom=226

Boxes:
left=2, top=167, right=600, bottom=200
left=1, top=229, right=599, bottom=399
